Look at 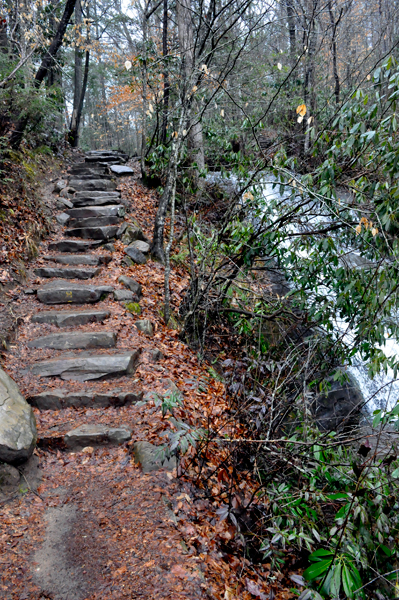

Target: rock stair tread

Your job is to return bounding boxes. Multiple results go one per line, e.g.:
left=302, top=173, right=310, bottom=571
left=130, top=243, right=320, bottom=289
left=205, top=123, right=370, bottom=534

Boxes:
left=27, top=331, right=117, bottom=350
left=31, top=309, right=111, bottom=327
left=29, top=388, right=143, bottom=410
left=37, top=281, right=114, bottom=305
left=48, top=239, right=104, bottom=252
left=65, top=225, right=119, bottom=240
left=67, top=215, right=122, bottom=228
left=34, top=266, right=102, bottom=280
left=42, top=254, right=112, bottom=266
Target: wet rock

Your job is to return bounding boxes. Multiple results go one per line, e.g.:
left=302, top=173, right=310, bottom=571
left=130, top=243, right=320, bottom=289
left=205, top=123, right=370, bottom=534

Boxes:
left=42, top=254, right=111, bottom=266
left=31, top=309, right=110, bottom=327
left=27, top=331, right=116, bottom=350
left=30, top=388, right=143, bottom=410
left=68, top=215, right=122, bottom=228
left=65, top=205, right=125, bottom=219
left=125, top=245, right=147, bottom=265
left=34, top=266, right=101, bottom=280
left=135, top=319, right=153, bottom=336
left=48, top=239, right=103, bottom=253
left=37, top=282, right=113, bottom=304
left=30, top=350, right=140, bottom=381
left=128, top=240, right=150, bottom=254
left=68, top=178, right=116, bottom=192
left=0, top=367, right=37, bottom=464
left=65, top=225, right=119, bottom=241
left=133, top=441, right=176, bottom=473
left=56, top=212, right=70, bottom=226
left=109, top=165, right=134, bottom=176
left=118, top=275, right=142, bottom=297
left=64, top=425, right=132, bottom=449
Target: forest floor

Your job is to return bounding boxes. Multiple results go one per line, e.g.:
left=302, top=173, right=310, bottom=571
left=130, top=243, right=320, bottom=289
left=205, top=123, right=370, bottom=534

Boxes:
left=0, top=153, right=297, bottom=600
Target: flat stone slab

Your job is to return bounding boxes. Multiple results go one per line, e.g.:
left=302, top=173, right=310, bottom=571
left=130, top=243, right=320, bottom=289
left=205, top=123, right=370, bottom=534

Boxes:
left=68, top=215, right=122, bottom=228
left=125, top=245, right=147, bottom=264
left=42, top=254, right=111, bottom=266
left=64, top=425, right=131, bottom=449
left=65, top=226, right=119, bottom=240
left=29, top=388, right=143, bottom=410
left=68, top=179, right=116, bottom=192
left=37, top=282, right=113, bottom=304
left=65, top=205, right=125, bottom=219
left=71, top=197, right=121, bottom=208
left=30, top=350, right=140, bottom=381
left=31, top=309, right=111, bottom=327
left=128, top=240, right=150, bottom=254
left=48, top=240, right=103, bottom=253
left=133, top=441, right=176, bottom=473
left=109, top=165, right=134, bottom=176
left=34, top=266, right=101, bottom=280
left=74, top=190, right=120, bottom=198
left=118, top=275, right=142, bottom=297
left=27, top=331, right=116, bottom=350
left=113, top=289, right=136, bottom=301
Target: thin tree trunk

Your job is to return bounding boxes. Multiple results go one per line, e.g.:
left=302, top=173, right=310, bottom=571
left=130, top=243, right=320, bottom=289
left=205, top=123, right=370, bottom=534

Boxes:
left=328, top=1, right=341, bottom=106
left=69, top=0, right=82, bottom=146
left=303, top=0, right=317, bottom=154
left=164, top=175, right=177, bottom=325
left=69, top=1, right=90, bottom=147
left=9, top=0, right=76, bottom=149
left=286, top=0, right=296, bottom=64
left=141, top=3, right=149, bottom=177
left=161, top=0, right=169, bottom=145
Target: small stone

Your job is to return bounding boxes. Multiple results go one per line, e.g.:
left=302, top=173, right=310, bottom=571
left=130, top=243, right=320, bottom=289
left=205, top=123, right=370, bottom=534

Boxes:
left=125, top=302, right=141, bottom=315
left=133, top=441, right=176, bottom=473
left=23, top=288, right=36, bottom=295
left=125, top=245, right=147, bottom=265
left=60, top=187, right=75, bottom=198
left=56, top=198, right=74, bottom=209
left=113, top=289, right=136, bottom=301
left=122, top=257, right=134, bottom=267
left=56, top=212, right=70, bottom=226
left=103, top=243, right=116, bottom=252
left=118, top=276, right=142, bottom=297
left=129, top=240, right=150, bottom=254
left=116, top=222, right=128, bottom=238
left=135, top=319, right=153, bottom=336
left=120, top=223, right=147, bottom=244
left=0, top=463, right=21, bottom=499
left=150, top=349, right=164, bottom=362
left=53, top=179, right=67, bottom=193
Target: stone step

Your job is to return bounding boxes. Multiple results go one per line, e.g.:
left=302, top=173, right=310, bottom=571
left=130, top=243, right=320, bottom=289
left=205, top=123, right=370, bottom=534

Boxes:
left=65, top=226, right=118, bottom=240
left=69, top=179, right=116, bottom=192
left=37, top=282, right=113, bottom=304
left=68, top=215, right=122, bottom=228
left=31, top=309, right=110, bottom=327
left=48, top=240, right=103, bottom=253
left=74, top=190, right=121, bottom=198
left=29, top=387, right=142, bottom=410
left=34, top=266, right=101, bottom=280
left=109, top=165, right=134, bottom=176
left=70, top=196, right=121, bottom=208
left=69, top=166, right=107, bottom=176
left=42, top=254, right=111, bottom=266
left=85, top=155, right=126, bottom=164
left=30, top=350, right=140, bottom=381
left=64, top=425, right=131, bottom=449
left=27, top=331, right=116, bottom=350
left=64, top=205, right=125, bottom=219
left=70, top=174, right=112, bottom=181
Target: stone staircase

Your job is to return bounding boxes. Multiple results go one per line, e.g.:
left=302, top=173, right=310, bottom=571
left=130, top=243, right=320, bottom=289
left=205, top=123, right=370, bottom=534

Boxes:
left=24, top=150, right=152, bottom=450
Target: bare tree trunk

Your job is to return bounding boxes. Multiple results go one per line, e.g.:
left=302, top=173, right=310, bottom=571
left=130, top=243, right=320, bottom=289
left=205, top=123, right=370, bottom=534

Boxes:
left=164, top=174, right=177, bottom=324
left=328, top=0, right=341, bottom=106
left=69, top=0, right=82, bottom=146
left=161, top=0, right=169, bottom=145
left=303, top=0, right=317, bottom=154
left=141, top=2, right=149, bottom=177
left=9, top=0, right=76, bottom=149
left=69, top=1, right=90, bottom=147
left=286, top=0, right=296, bottom=64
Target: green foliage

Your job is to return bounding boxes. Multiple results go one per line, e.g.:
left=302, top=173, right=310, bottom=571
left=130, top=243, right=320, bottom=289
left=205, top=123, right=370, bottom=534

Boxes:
left=125, top=301, right=141, bottom=315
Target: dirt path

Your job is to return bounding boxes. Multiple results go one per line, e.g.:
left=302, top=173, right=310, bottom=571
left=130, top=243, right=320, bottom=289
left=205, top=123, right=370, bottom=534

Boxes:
left=0, top=151, right=211, bottom=599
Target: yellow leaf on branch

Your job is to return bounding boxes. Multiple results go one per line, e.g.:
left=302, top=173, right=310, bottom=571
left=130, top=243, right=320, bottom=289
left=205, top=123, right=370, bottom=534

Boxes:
left=296, top=104, right=307, bottom=117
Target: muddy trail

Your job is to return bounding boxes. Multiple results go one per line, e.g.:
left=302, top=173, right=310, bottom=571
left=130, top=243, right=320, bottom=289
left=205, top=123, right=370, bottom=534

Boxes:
left=0, top=151, right=225, bottom=600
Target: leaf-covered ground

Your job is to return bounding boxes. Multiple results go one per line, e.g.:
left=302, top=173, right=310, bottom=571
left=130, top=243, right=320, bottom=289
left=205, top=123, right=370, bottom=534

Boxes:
left=0, top=158, right=296, bottom=600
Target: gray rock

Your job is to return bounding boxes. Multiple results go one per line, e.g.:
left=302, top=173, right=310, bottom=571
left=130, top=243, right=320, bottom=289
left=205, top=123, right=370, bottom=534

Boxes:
left=125, top=245, right=147, bottom=264
left=65, top=205, right=125, bottom=219
left=120, top=223, right=147, bottom=244
left=54, top=179, right=67, bottom=193
left=56, top=198, right=74, bottom=210
left=69, top=166, right=106, bottom=177
left=313, top=373, right=364, bottom=432
left=48, top=240, right=103, bottom=253
left=23, top=287, right=36, bottom=295
left=31, top=309, right=111, bottom=327
left=150, top=349, right=164, bottom=362
left=56, top=212, right=70, bottom=226
left=37, top=282, right=113, bottom=305
left=109, top=165, right=134, bottom=176
left=122, top=257, right=134, bottom=267
left=133, top=441, right=176, bottom=473
left=34, top=266, right=101, bottom=280
left=113, top=289, right=136, bottom=301
left=68, top=178, right=116, bottom=192
left=30, top=350, right=140, bottom=381
left=128, top=240, right=150, bottom=254
left=71, top=196, right=121, bottom=208
left=0, top=463, right=21, bottom=499
left=65, top=225, right=119, bottom=240
left=27, top=331, right=116, bottom=350
left=64, top=425, right=132, bottom=449
left=116, top=222, right=128, bottom=238
left=118, top=275, right=142, bottom=297
left=0, top=367, right=37, bottom=464
left=103, top=243, right=116, bottom=252
left=74, top=190, right=120, bottom=198
left=42, top=254, right=111, bottom=266
left=135, top=319, right=153, bottom=336
left=30, top=388, right=143, bottom=410
left=59, top=187, right=75, bottom=198
left=68, top=215, right=122, bottom=228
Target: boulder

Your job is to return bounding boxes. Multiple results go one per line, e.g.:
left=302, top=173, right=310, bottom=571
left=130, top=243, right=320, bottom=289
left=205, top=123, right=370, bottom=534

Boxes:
left=133, top=441, right=176, bottom=473
left=48, top=240, right=103, bottom=253
left=27, top=331, right=116, bottom=350
left=135, top=319, right=154, bottom=336
left=118, top=276, right=142, bottom=297
left=29, top=388, right=143, bottom=410
left=31, top=309, right=111, bottom=327
left=65, top=225, right=119, bottom=240
left=64, top=425, right=132, bottom=449
left=125, top=245, right=147, bottom=265
left=313, top=373, right=364, bottom=432
left=128, top=240, right=150, bottom=254
left=30, top=350, right=140, bottom=381
left=37, top=282, right=113, bottom=304
left=109, top=165, right=134, bottom=176
left=0, top=367, right=37, bottom=464
left=34, top=267, right=101, bottom=280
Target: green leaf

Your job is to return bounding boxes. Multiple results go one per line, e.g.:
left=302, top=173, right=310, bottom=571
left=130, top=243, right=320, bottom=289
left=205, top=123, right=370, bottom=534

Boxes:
left=309, top=549, right=334, bottom=561
left=303, top=559, right=332, bottom=581
left=330, top=563, right=342, bottom=597
left=342, top=564, right=354, bottom=598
